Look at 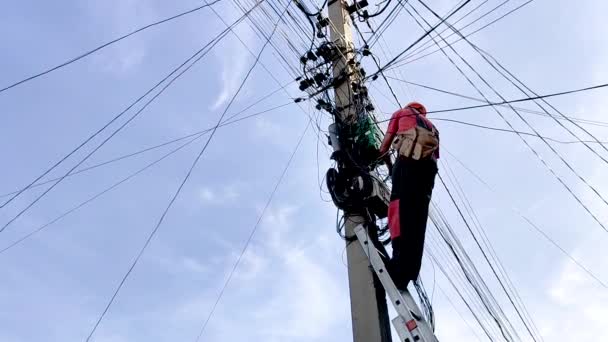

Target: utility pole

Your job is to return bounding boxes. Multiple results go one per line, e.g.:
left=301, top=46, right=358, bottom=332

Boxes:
left=326, top=1, right=392, bottom=341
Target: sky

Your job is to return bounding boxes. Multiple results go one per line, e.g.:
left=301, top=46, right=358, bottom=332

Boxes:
left=1, top=0, right=608, bottom=341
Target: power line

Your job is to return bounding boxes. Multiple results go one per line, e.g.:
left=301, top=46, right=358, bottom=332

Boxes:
left=0, top=102, right=297, bottom=255
left=0, top=135, right=201, bottom=256
left=194, top=120, right=311, bottom=341
left=0, top=0, right=222, bottom=94
left=368, top=0, right=472, bottom=76
left=83, top=3, right=286, bottom=339
left=0, top=6, right=264, bottom=232
left=373, top=80, right=608, bottom=120
left=444, top=148, right=608, bottom=289
left=386, top=76, right=608, bottom=127
left=431, top=117, right=608, bottom=145
left=0, top=84, right=294, bottom=200
left=387, top=0, right=534, bottom=70
left=412, top=0, right=608, bottom=235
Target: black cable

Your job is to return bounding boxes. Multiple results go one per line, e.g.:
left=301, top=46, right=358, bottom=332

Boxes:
left=475, top=46, right=608, bottom=159
left=387, top=0, right=533, bottom=69
left=368, top=0, right=407, bottom=46
left=444, top=148, right=608, bottom=289
left=351, top=20, right=402, bottom=107
left=0, top=100, right=294, bottom=200
left=432, top=118, right=608, bottom=144
left=295, top=0, right=328, bottom=17
left=414, top=0, right=608, bottom=231
left=367, top=0, right=471, bottom=77
left=194, top=121, right=311, bottom=341
left=84, top=2, right=284, bottom=340
left=386, top=76, right=608, bottom=127
left=374, top=81, right=608, bottom=121
left=0, top=102, right=296, bottom=255
left=427, top=251, right=496, bottom=341
left=365, top=0, right=395, bottom=18
left=408, top=3, right=542, bottom=339
left=404, top=0, right=509, bottom=61
left=0, top=7, right=262, bottom=231
left=430, top=212, right=514, bottom=341
left=438, top=174, right=537, bottom=342
left=0, top=0, right=222, bottom=94
left=0, top=135, right=201, bottom=255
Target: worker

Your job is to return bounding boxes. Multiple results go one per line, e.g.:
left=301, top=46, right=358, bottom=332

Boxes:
left=378, top=101, right=439, bottom=291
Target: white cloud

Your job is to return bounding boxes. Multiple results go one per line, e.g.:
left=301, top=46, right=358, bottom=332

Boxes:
left=210, top=25, right=257, bottom=111
left=540, top=239, right=608, bottom=340
left=85, top=0, right=152, bottom=74
left=198, top=183, right=241, bottom=205
left=173, top=203, right=350, bottom=342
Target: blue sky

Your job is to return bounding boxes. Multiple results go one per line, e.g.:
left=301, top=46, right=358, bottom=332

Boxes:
left=1, top=0, right=607, bottom=341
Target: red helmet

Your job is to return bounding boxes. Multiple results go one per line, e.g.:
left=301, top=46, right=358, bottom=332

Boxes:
left=407, top=101, right=427, bottom=116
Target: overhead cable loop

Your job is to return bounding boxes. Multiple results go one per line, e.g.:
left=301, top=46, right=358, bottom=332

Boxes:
left=0, top=0, right=223, bottom=95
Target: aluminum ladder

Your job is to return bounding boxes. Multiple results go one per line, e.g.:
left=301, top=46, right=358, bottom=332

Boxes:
left=354, top=225, right=439, bottom=342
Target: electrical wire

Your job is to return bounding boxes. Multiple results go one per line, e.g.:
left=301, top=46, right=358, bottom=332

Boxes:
left=0, top=5, right=263, bottom=217
left=0, top=91, right=295, bottom=200
left=386, top=77, right=608, bottom=127
left=0, top=0, right=223, bottom=94
left=367, top=0, right=471, bottom=76
left=444, top=147, right=608, bottom=289
left=83, top=2, right=280, bottom=340
left=0, top=135, right=201, bottom=256
left=194, top=120, right=311, bottom=341
left=373, top=80, right=608, bottom=120
left=365, top=0, right=395, bottom=18
left=0, top=101, right=298, bottom=254
left=431, top=117, right=608, bottom=145
left=386, top=0, right=534, bottom=69
left=411, top=0, right=608, bottom=235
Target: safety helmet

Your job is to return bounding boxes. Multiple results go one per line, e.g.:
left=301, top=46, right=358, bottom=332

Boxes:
left=407, top=101, right=427, bottom=116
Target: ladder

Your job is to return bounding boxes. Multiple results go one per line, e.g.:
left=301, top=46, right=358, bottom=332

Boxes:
left=354, top=225, right=440, bottom=342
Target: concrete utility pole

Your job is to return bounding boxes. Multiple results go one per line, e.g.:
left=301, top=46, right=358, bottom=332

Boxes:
left=326, top=2, right=391, bottom=341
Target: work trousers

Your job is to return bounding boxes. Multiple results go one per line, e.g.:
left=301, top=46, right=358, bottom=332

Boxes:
left=388, top=156, right=437, bottom=290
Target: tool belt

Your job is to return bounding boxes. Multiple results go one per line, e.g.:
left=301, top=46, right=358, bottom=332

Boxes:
left=392, top=126, right=439, bottom=160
